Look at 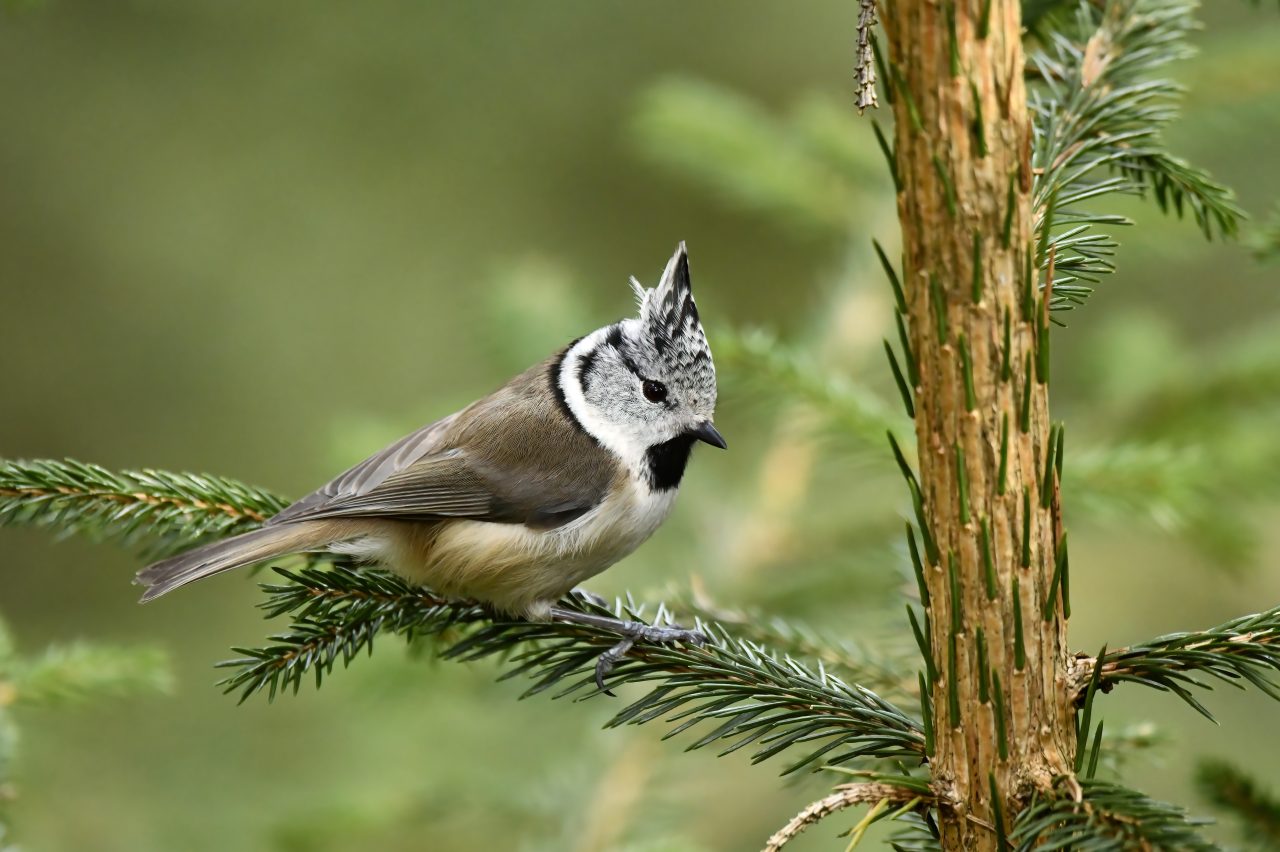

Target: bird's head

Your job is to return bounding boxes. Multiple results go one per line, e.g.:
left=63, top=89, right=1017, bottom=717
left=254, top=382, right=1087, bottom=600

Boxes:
left=557, top=243, right=724, bottom=486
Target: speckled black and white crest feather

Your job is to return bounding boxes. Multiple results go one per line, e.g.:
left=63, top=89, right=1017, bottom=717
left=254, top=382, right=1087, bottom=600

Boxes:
left=630, top=242, right=717, bottom=410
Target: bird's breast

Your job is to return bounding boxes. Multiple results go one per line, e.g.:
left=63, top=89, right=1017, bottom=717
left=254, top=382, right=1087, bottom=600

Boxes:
left=386, top=478, right=679, bottom=619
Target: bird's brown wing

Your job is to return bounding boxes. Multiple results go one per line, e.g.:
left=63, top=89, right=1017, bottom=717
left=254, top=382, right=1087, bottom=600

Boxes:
left=265, top=354, right=619, bottom=529
left=265, top=412, right=462, bottom=525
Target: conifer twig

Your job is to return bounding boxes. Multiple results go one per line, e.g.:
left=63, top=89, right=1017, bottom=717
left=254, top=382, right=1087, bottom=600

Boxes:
left=854, top=0, right=880, bottom=114
left=1070, top=604, right=1280, bottom=720
left=1122, top=317, right=1280, bottom=436
left=1251, top=201, right=1280, bottom=261
left=631, top=79, right=880, bottom=236
left=1, top=457, right=924, bottom=774
left=0, top=458, right=285, bottom=557
left=3, top=643, right=172, bottom=707
left=1012, top=777, right=1218, bottom=850
left=762, top=780, right=929, bottom=851
left=220, top=565, right=926, bottom=773
left=677, top=580, right=919, bottom=702
left=1029, top=0, right=1243, bottom=313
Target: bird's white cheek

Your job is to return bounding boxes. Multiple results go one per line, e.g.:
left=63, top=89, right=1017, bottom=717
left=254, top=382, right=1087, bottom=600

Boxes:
left=635, top=418, right=678, bottom=450
left=559, top=334, right=651, bottom=473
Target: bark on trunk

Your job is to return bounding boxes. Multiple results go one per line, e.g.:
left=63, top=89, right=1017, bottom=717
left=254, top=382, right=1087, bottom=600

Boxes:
left=880, top=1, right=1075, bottom=848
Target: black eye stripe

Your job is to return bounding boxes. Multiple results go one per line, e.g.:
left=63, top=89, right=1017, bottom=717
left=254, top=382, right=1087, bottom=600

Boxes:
left=605, top=328, right=646, bottom=379
left=576, top=346, right=601, bottom=392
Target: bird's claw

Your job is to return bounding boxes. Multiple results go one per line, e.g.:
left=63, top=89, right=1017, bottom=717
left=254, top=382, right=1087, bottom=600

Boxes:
left=593, top=623, right=708, bottom=696
left=594, top=637, right=635, bottom=696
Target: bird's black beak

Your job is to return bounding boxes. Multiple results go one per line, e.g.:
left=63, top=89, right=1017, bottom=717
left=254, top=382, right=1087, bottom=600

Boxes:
left=691, top=421, right=727, bottom=449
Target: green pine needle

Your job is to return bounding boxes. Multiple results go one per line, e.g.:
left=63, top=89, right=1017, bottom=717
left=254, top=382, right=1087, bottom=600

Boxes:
left=675, top=591, right=918, bottom=702
left=0, top=457, right=287, bottom=558
left=220, top=566, right=926, bottom=774
left=1087, top=605, right=1280, bottom=722
left=1028, top=0, right=1244, bottom=314
left=630, top=78, right=886, bottom=236
left=1012, top=777, right=1218, bottom=851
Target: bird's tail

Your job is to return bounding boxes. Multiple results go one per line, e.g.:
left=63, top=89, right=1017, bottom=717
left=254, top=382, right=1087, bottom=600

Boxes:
left=135, top=521, right=338, bottom=602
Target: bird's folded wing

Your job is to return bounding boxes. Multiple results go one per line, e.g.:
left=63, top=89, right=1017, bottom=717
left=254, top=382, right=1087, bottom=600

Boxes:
left=268, top=444, right=602, bottom=527
left=274, top=450, right=501, bottom=521
left=264, top=369, right=615, bottom=529
left=266, top=414, right=463, bottom=525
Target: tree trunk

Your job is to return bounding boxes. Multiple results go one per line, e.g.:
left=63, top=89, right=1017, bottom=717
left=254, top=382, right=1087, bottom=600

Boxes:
left=880, top=1, right=1075, bottom=848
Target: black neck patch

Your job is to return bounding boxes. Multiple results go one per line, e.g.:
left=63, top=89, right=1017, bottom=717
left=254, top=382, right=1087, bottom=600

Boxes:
left=644, top=433, right=697, bottom=491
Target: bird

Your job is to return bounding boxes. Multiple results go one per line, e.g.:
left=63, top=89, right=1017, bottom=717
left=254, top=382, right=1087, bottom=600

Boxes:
left=136, top=242, right=725, bottom=689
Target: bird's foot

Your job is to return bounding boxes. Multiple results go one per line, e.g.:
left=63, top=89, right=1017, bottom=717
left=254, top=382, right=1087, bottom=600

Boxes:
left=594, top=623, right=707, bottom=695
left=548, top=606, right=707, bottom=696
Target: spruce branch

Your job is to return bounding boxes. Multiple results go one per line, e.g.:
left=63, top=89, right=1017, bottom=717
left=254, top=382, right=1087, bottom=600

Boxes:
left=886, top=810, right=943, bottom=852
left=1029, top=0, right=1244, bottom=313
left=454, top=612, right=925, bottom=773
left=0, top=615, right=172, bottom=845
left=1066, top=438, right=1277, bottom=567
left=675, top=581, right=919, bottom=703
left=1196, top=758, right=1280, bottom=848
left=1066, top=442, right=1202, bottom=518
left=1023, top=0, right=1083, bottom=33
left=1, top=455, right=924, bottom=776
left=216, top=566, right=474, bottom=702
left=1071, top=605, right=1280, bottom=720
left=1062, top=315, right=1280, bottom=565
left=854, top=0, right=880, bottom=114
left=221, top=566, right=925, bottom=773
left=762, top=779, right=930, bottom=851
left=1012, top=777, right=1218, bottom=850
left=0, top=458, right=285, bottom=558
left=1066, top=442, right=1212, bottom=532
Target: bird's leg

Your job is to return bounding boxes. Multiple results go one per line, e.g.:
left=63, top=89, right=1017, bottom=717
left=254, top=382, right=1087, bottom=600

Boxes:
left=549, top=608, right=709, bottom=646
left=549, top=607, right=708, bottom=695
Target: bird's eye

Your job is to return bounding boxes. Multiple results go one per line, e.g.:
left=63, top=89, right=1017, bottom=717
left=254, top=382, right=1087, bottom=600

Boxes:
left=642, top=380, right=668, bottom=403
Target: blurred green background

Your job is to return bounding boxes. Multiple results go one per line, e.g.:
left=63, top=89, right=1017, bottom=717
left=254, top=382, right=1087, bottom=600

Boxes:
left=1, top=2, right=1279, bottom=850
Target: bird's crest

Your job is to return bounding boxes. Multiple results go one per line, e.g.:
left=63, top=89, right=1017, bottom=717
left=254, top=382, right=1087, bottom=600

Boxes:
left=631, top=243, right=716, bottom=400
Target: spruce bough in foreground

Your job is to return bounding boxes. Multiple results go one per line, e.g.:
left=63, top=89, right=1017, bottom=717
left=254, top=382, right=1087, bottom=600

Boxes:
left=0, top=458, right=927, bottom=779
left=7, top=450, right=1280, bottom=847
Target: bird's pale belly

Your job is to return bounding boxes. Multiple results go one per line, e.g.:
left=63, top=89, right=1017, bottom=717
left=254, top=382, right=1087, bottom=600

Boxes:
left=341, top=480, right=679, bottom=620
